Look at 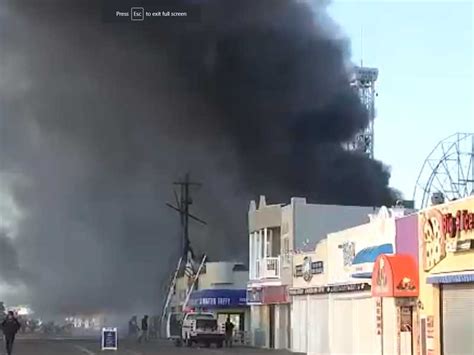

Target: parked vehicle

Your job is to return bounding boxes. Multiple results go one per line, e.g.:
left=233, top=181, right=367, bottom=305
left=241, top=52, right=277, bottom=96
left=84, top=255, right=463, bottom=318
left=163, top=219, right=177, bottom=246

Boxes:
left=174, top=312, right=224, bottom=348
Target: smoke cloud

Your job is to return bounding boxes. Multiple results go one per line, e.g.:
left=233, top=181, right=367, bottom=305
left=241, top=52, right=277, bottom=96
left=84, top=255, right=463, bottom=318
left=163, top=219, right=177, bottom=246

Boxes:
left=0, top=0, right=398, bottom=316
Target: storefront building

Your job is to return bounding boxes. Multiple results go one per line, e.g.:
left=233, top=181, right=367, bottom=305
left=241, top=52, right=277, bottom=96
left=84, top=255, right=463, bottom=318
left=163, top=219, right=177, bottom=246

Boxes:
left=168, top=260, right=250, bottom=340
left=247, top=196, right=376, bottom=349
left=289, top=239, right=328, bottom=355
left=246, top=285, right=289, bottom=348
left=188, top=288, right=250, bottom=335
left=326, top=206, right=405, bottom=354
left=372, top=253, right=419, bottom=355
left=417, top=196, right=474, bottom=355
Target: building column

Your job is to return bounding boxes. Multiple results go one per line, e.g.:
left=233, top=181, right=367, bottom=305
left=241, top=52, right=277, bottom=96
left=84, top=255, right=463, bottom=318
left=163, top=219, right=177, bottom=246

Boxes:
left=249, top=233, right=254, bottom=279
left=263, top=228, right=268, bottom=259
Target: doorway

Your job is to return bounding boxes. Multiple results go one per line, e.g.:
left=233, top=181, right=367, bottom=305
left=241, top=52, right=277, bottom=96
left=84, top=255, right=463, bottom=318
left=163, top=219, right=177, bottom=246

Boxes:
left=269, top=304, right=275, bottom=348
left=217, top=312, right=244, bottom=331
left=399, top=306, right=414, bottom=355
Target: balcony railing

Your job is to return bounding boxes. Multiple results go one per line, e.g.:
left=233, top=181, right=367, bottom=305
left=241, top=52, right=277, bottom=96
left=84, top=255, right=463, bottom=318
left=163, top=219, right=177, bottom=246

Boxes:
left=256, top=257, right=280, bottom=279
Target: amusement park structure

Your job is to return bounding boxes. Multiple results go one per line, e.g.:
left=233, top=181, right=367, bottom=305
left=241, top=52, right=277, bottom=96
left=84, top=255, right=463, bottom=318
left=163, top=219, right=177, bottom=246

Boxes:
left=413, top=132, right=474, bottom=209
left=346, top=66, right=379, bottom=159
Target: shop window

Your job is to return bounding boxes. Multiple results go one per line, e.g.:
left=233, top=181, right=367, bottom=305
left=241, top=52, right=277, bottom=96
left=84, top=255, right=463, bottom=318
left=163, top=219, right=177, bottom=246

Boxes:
left=217, top=313, right=244, bottom=332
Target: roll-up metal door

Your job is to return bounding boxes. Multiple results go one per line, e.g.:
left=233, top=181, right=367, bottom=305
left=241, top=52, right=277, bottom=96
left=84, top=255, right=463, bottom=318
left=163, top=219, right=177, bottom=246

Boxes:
left=442, top=283, right=474, bottom=355
left=353, top=297, right=377, bottom=354
left=291, top=296, right=307, bottom=353
left=332, top=297, right=354, bottom=354
left=307, top=295, right=329, bottom=355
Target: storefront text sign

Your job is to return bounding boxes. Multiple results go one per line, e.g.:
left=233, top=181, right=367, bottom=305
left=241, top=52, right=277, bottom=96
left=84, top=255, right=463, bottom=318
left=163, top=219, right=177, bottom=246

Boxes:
left=190, top=289, right=247, bottom=308
left=246, top=288, right=263, bottom=305
left=426, top=316, right=435, bottom=355
left=294, top=257, right=324, bottom=281
left=101, top=327, right=118, bottom=351
left=420, top=206, right=474, bottom=272
left=289, top=282, right=370, bottom=296
left=375, top=299, right=382, bottom=335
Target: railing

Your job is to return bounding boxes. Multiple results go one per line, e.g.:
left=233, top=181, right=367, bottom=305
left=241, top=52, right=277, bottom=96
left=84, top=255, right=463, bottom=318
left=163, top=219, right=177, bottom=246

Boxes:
left=256, top=257, right=280, bottom=279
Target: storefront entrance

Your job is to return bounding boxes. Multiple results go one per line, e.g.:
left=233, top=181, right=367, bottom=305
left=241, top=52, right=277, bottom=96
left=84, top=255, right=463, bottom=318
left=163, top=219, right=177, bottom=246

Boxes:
left=441, top=283, right=474, bottom=355
left=217, top=312, right=244, bottom=331
left=269, top=305, right=275, bottom=348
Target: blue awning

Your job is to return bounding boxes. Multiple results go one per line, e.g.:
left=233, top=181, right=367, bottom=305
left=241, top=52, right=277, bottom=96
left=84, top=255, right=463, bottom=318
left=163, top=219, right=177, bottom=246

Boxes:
left=351, top=243, right=393, bottom=279
left=352, top=243, right=393, bottom=265
left=189, top=289, right=247, bottom=309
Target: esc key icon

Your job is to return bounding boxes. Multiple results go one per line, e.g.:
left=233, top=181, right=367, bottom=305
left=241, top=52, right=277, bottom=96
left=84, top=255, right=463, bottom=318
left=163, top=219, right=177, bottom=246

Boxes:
left=131, top=7, right=144, bottom=21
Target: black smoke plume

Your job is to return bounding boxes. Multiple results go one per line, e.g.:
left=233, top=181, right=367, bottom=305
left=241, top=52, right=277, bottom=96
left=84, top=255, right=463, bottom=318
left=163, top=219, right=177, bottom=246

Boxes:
left=0, top=0, right=398, bottom=316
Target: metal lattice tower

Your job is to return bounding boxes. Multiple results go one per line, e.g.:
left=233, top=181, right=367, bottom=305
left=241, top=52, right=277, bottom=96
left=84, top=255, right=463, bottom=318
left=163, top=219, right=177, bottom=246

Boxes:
left=346, top=66, right=379, bottom=158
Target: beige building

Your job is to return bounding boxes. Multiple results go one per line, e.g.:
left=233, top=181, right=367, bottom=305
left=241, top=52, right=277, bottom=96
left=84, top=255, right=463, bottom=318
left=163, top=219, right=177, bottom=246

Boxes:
left=247, top=196, right=376, bottom=349
left=290, top=239, right=329, bottom=354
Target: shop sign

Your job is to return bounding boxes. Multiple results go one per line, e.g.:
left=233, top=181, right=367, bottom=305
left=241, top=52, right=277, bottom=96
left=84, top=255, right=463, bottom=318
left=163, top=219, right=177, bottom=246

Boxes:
left=426, top=316, right=435, bottom=355
left=372, top=254, right=419, bottom=298
left=421, top=207, right=474, bottom=272
left=338, top=241, right=356, bottom=271
left=101, top=327, right=118, bottom=351
left=400, top=307, right=412, bottom=332
left=191, top=289, right=247, bottom=308
left=294, top=257, right=324, bottom=281
left=262, top=285, right=289, bottom=304
left=289, top=282, right=370, bottom=296
left=375, top=299, right=382, bottom=335
left=246, top=288, right=263, bottom=305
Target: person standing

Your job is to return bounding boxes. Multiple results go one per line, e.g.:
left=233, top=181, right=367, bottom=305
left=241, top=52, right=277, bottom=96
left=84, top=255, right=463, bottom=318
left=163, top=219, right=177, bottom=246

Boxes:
left=129, top=316, right=138, bottom=338
left=137, top=315, right=149, bottom=343
left=1, top=311, right=21, bottom=355
left=224, top=316, right=235, bottom=348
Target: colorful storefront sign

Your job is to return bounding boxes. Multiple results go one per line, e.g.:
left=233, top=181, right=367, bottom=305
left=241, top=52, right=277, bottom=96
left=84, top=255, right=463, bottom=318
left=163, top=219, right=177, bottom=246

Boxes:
left=294, top=258, right=324, bottom=281
left=418, top=196, right=474, bottom=355
left=189, top=289, right=247, bottom=309
left=419, top=199, right=474, bottom=274
left=246, top=285, right=288, bottom=305
left=351, top=243, right=393, bottom=278
left=371, top=254, right=419, bottom=298
left=289, top=282, right=370, bottom=295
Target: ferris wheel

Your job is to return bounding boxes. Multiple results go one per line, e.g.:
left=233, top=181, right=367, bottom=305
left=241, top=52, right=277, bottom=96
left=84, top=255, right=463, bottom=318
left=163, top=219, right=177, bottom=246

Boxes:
left=413, top=132, right=474, bottom=209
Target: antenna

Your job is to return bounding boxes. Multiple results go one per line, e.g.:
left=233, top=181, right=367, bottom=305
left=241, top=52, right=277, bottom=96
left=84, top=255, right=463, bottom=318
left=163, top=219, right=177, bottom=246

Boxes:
left=360, top=26, right=364, bottom=67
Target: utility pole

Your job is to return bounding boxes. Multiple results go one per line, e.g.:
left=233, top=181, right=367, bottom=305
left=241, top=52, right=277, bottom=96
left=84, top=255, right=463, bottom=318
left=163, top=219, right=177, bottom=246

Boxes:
left=161, top=173, right=207, bottom=337
left=167, top=173, right=207, bottom=256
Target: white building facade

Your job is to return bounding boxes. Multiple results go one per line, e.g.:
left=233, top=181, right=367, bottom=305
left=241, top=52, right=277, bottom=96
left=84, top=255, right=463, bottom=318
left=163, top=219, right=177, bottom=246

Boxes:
left=326, top=206, right=406, bottom=355
left=247, top=196, right=376, bottom=349
left=290, top=239, right=329, bottom=354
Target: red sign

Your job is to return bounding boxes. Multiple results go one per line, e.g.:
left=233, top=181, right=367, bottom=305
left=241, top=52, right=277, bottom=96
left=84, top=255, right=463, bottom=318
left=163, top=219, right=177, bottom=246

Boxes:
left=442, top=210, right=474, bottom=238
left=372, top=254, right=419, bottom=298
left=262, top=286, right=289, bottom=304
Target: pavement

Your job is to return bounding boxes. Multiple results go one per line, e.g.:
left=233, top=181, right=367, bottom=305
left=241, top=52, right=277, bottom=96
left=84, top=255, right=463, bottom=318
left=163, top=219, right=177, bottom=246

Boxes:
left=0, top=338, right=295, bottom=355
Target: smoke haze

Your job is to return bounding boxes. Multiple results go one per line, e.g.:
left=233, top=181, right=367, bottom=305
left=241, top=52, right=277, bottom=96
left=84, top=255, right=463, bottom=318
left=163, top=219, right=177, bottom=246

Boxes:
left=0, top=0, right=398, bottom=317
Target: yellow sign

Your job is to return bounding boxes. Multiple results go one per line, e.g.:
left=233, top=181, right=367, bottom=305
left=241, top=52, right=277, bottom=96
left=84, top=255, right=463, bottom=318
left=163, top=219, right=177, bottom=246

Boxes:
left=419, top=197, right=474, bottom=272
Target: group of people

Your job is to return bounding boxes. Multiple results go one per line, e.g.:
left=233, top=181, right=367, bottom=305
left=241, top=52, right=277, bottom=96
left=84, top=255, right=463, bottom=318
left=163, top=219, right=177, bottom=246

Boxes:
left=1, top=311, right=21, bottom=355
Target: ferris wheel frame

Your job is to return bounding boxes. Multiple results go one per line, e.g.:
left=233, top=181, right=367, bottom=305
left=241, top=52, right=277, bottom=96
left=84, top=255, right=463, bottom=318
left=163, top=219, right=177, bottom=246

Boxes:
left=413, top=132, right=474, bottom=209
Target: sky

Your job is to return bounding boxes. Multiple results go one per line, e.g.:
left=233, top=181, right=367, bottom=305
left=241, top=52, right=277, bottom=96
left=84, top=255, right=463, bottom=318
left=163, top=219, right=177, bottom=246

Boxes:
left=327, top=0, right=474, bottom=203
